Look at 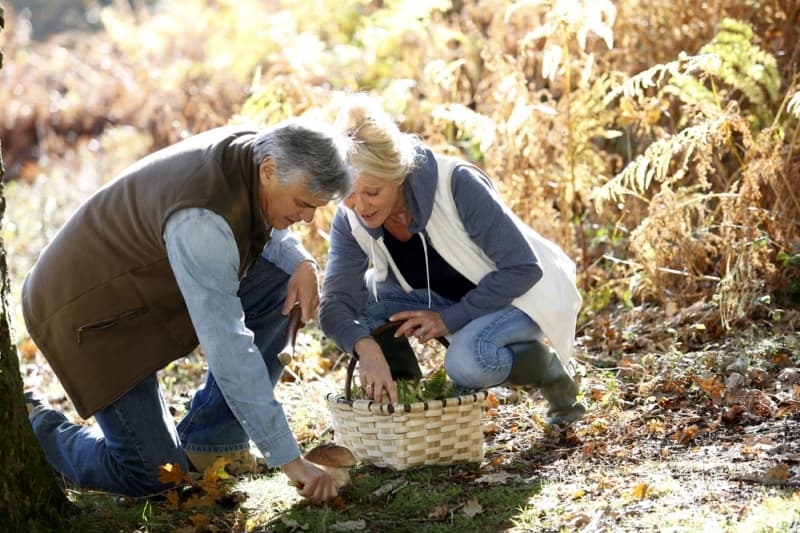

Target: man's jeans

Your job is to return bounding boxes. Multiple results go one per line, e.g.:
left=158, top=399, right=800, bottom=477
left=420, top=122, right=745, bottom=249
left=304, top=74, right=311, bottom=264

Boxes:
left=361, top=279, right=543, bottom=389
left=29, top=258, right=289, bottom=496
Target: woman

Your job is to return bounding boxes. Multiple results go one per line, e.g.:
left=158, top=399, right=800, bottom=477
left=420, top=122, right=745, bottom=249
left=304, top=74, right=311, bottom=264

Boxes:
left=319, top=95, right=585, bottom=424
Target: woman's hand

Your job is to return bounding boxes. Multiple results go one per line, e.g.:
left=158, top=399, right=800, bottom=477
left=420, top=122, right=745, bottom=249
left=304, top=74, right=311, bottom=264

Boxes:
left=354, top=336, right=398, bottom=403
left=282, top=456, right=339, bottom=503
left=390, top=310, right=448, bottom=344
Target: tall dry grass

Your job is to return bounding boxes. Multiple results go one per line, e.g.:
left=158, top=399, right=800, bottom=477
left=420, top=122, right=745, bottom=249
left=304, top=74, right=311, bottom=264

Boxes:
left=1, top=0, right=798, bottom=338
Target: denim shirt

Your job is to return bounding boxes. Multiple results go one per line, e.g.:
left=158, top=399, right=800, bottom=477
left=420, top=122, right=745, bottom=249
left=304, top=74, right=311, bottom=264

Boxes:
left=163, top=207, right=312, bottom=466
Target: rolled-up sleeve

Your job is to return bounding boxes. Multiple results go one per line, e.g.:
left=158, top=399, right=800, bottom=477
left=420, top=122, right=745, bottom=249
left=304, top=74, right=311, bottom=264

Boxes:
left=163, top=208, right=301, bottom=466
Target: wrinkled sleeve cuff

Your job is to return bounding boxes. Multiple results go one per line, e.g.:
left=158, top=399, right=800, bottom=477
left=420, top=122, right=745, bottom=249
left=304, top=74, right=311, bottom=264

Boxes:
left=255, top=430, right=302, bottom=468
left=339, top=324, right=373, bottom=356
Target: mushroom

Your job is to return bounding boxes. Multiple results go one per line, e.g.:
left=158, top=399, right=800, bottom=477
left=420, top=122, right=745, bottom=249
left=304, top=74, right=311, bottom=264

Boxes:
left=304, top=444, right=357, bottom=488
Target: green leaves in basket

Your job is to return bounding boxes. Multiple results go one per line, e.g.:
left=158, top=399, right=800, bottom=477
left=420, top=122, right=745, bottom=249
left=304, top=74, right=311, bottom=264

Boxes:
left=353, top=367, right=475, bottom=403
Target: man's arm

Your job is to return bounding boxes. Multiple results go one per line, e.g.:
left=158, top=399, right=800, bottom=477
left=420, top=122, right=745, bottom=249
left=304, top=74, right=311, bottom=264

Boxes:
left=163, top=208, right=302, bottom=466
left=262, top=228, right=317, bottom=275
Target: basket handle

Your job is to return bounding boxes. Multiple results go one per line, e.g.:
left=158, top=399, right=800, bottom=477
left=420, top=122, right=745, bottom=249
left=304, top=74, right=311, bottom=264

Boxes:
left=344, top=321, right=449, bottom=401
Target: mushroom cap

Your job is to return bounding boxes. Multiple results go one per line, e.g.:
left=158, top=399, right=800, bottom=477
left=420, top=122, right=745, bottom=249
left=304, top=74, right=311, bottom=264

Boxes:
left=304, top=443, right=357, bottom=467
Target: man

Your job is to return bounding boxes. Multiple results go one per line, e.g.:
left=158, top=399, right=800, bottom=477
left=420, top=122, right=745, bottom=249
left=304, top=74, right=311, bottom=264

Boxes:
left=21, top=119, right=352, bottom=501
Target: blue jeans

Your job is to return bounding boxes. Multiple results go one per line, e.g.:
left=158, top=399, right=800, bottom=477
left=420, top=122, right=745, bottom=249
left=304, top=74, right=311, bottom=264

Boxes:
left=29, top=258, right=289, bottom=496
left=361, top=279, right=543, bottom=388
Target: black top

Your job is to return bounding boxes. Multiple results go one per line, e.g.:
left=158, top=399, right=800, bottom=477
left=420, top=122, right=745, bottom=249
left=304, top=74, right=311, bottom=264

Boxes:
left=383, top=230, right=476, bottom=302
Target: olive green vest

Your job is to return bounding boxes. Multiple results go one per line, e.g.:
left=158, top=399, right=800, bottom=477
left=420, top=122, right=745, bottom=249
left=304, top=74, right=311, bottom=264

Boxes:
left=22, top=127, right=271, bottom=417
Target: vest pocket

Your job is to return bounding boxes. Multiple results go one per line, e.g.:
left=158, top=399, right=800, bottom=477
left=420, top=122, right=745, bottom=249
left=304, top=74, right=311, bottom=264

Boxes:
left=76, top=307, right=147, bottom=345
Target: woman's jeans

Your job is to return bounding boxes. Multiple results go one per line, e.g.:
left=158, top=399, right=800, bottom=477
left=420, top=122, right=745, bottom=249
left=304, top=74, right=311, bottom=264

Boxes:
left=360, top=279, right=543, bottom=389
left=28, top=258, right=289, bottom=497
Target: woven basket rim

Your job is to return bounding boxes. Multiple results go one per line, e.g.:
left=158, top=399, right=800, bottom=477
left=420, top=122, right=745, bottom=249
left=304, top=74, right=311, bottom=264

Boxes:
left=326, top=389, right=488, bottom=415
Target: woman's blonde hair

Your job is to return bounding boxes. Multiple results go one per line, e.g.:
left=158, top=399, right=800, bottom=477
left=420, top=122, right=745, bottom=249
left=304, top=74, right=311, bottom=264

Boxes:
left=336, top=93, right=420, bottom=184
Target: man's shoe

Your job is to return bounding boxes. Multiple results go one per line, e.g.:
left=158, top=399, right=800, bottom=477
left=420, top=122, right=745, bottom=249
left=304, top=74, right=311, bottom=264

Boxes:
left=185, top=449, right=268, bottom=476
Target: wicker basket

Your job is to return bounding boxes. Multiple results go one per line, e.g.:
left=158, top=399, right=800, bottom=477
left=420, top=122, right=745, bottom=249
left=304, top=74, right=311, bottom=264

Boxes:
left=326, top=356, right=487, bottom=470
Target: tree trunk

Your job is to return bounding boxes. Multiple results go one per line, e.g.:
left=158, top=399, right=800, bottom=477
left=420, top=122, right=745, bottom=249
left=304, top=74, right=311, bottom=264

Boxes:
left=0, top=5, right=75, bottom=529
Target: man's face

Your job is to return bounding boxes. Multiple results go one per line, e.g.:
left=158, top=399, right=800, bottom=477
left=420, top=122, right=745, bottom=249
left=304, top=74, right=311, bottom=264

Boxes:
left=258, top=158, right=330, bottom=229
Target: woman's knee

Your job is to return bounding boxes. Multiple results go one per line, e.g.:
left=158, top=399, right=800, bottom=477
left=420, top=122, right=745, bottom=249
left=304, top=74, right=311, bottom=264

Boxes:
left=444, top=347, right=502, bottom=389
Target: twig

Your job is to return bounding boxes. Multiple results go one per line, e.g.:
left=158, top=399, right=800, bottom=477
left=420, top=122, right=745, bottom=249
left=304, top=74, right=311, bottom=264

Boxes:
left=731, top=475, right=800, bottom=487
left=368, top=478, right=408, bottom=501
left=602, top=254, right=722, bottom=281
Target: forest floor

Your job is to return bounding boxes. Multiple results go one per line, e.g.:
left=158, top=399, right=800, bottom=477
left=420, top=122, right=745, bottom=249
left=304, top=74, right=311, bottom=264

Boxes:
left=17, top=305, right=800, bottom=532
left=6, top=133, right=800, bottom=532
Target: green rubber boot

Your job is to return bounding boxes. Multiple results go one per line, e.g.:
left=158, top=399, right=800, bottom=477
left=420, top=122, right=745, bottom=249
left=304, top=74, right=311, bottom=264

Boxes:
left=506, top=341, right=586, bottom=425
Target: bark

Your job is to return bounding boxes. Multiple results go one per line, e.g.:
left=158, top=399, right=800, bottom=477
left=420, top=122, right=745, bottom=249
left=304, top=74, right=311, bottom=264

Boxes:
left=0, top=5, right=75, bottom=529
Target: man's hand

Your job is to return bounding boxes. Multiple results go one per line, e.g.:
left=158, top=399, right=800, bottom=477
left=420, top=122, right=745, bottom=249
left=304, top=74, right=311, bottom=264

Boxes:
left=390, top=310, right=448, bottom=344
left=284, top=260, right=319, bottom=322
left=283, top=456, right=339, bottom=503
left=354, top=336, right=397, bottom=403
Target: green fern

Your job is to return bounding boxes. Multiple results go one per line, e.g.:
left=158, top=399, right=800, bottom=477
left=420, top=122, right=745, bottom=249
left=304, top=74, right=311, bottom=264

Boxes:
left=596, top=18, right=780, bottom=210
left=670, top=19, right=780, bottom=126
left=606, top=19, right=779, bottom=125
left=352, top=367, right=459, bottom=403
left=419, top=367, right=450, bottom=400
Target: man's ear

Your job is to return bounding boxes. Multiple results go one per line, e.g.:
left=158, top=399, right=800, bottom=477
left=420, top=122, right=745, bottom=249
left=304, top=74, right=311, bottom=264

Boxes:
left=259, top=157, right=275, bottom=186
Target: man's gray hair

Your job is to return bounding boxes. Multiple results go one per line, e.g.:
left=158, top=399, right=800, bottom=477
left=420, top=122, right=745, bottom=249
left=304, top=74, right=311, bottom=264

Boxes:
left=252, top=118, right=353, bottom=200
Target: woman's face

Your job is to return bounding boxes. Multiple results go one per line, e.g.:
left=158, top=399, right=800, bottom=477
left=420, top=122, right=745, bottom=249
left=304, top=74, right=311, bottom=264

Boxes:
left=343, top=172, right=403, bottom=228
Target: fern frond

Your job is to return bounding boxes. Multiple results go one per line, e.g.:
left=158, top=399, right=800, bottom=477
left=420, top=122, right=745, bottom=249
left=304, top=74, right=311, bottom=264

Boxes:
left=431, top=103, right=496, bottom=155
left=788, top=90, right=800, bottom=119
left=592, top=115, right=731, bottom=210
left=699, top=19, right=780, bottom=106
left=603, top=53, right=716, bottom=105
left=663, top=73, right=716, bottom=109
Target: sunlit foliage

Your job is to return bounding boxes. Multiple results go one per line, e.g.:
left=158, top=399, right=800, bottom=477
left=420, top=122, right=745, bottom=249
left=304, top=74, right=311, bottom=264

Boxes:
left=1, top=0, right=798, bottom=333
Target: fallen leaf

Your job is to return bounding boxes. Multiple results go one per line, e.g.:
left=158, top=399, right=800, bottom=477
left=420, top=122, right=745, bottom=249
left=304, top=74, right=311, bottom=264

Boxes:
left=766, top=464, right=790, bottom=482
left=486, top=392, right=500, bottom=407
left=671, top=425, right=699, bottom=444
left=566, top=513, right=592, bottom=528
left=692, top=375, right=724, bottom=400
left=200, top=457, right=230, bottom=490
left=165, top=490, right=181, bottom=509
left=158, top=463, right=190, bottom=486
left=631, top=482, right=650, bottom=499
left=463, top=498, right=483, bottom=517
left=189, top=513, right=211, bottom=527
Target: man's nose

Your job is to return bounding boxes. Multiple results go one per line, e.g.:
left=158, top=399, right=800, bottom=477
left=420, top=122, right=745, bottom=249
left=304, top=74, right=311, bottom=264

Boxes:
left=301, top=206, right=316, bottom=223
